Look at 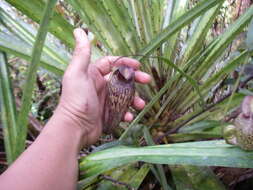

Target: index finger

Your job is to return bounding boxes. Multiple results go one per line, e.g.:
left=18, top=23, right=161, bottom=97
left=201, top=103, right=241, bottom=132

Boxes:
left=94, top=56, right=140, bottom=76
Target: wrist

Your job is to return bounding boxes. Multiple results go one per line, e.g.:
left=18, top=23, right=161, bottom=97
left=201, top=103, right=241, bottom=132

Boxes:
left=53, top=99, right=102, bottom=147
left=45, top=106, right=87, bottom=150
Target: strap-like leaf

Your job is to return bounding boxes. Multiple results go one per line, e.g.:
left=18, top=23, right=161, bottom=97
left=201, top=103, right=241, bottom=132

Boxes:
left=0, top=52, right=18, bottom=164
left=16, top=0, right=58, bottom=156
left=0, top=32, right=65, bottom=75
left=80, top=140, right=253, bottom=178
left=5, top=0, right=75, bottom=48
left=138, top=0, right=223, bottom=58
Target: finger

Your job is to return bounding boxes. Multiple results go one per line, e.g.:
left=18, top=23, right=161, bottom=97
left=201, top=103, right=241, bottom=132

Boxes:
left=134, top=71, right=151, bottom=84
left=124, top=112, right=134, bottom=122
left=104, top=73, right=110, bottom=81
left=95, top=56, right=140, bottom=76
left=71, top=28, right=91, bottom=73
left=133, top=96, right=145, bottom=110
left=103, top=68, right=151, bottom=83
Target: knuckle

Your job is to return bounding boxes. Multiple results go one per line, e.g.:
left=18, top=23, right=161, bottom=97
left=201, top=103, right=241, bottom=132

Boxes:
left=73, top=46, right=84, bottom=56
left=83, top=101, right=89, bottom=114
left=72, top=45, right=91, bottom=60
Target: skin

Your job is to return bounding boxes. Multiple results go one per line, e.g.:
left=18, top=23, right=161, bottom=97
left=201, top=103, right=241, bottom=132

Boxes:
left=0, top=28, right=151, bottom=190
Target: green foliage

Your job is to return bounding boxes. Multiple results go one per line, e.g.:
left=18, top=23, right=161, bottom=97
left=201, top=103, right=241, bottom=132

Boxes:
left=80, top=140, right=253, bottom=178
left=5, top=0, right=75, bottom=48
left=15, top=0, right=58, bottom=157
left=144, top=128, right=171, bottom=190
left=246, top=18, right=253, bottom=50
left=170, top=165, right=226, bottom=190
left=138, top=0, right=222, bottom=58
left=0, top=52, right=18, bottom=164
left=1, top=0, right=253, bottom=189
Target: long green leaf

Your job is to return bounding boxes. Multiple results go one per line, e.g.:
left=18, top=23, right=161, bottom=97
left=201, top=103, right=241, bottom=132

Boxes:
left=168, top=133, right=222, bottom=143
left=80, top=140, right=253, bottom=178
left=178, top=50, right=249, bottom=111
left=102, top=0, right=140, bottom=52
left=5, top=0, right=75, bottom=48
left=0, top=1, right=103, bottom=61
left=170, top=165, right=225, bottom=190
left=95, top=164, right=150, bottom=190
left=133, top=0, right=154, bottom=43
left=126, top=164, right=150, bottom=189
left=246, top=18, right=253, bottom=50
left=0, top=51, right=18, bottom=164
left=185, top=166, right=225, bottom=190
left=16, top=0, right=58, bottom=156
left=154, top=56, right=205, bottom=119
left=143, top=128, right=171, bottom=190
left=0, top=4, right=70, bottom=66
left=163, top=0, right=188, bottom=61
left=171, top=93, right=244, bottom=130
left=68, top=0, right=135, bottom=55
left=151, top=0, right=164, bottom=34
left=224, top=56, right=247, bottom=116
left=138, top=0, right=222, bottom=57
left=0, top=32, right=65, bottom=75
left=195, top=5, right=253, bottom=79
left=180, top=3, right=222, bottom=65
left=171, top=165, right=195, bottom=190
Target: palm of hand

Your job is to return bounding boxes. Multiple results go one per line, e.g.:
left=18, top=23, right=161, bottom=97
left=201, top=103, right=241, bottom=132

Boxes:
left=60, top=65, right=106, bottom=145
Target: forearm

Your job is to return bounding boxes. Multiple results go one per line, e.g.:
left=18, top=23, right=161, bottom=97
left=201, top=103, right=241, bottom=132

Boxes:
left=0, top=109, right=83, bottom=190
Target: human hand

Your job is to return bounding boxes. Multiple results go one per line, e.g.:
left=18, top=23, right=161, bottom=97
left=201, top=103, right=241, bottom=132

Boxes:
left=56, top=28, right=151, bottom=147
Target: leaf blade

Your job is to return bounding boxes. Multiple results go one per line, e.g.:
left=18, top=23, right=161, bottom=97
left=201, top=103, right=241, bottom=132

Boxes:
left=80, top=140, right=253, bottom=178
left=138, top=0, right=223, bottom=57
left=0, top=51, right=18, bottom=164
left=16, top=0, right=58, bottom=156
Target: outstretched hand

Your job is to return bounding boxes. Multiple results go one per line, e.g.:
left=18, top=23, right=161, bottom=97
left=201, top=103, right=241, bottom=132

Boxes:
left=0, top=28, right=152, bottom=190
left=56, top=28, right=151, bottom=147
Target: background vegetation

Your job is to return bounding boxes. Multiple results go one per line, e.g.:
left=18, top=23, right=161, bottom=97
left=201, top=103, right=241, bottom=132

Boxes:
left=1, top=0, right=253, bottom=189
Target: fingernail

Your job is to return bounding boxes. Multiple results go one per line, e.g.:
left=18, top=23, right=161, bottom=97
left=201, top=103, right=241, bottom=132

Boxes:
left=142, top=72, right=152, bottom=81
left=139, top=98, right=145, bottom=106
left=73, top=28, right=84, bottom=40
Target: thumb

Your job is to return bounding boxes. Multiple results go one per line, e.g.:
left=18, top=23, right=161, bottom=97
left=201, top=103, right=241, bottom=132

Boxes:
left=71, top=28, right=91, bottom=73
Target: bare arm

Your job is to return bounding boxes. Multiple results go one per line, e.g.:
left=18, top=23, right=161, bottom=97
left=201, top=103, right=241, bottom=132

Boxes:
left=0, top=28, right=151, bottom=190
left=0, top=109, right=83, bottom=190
